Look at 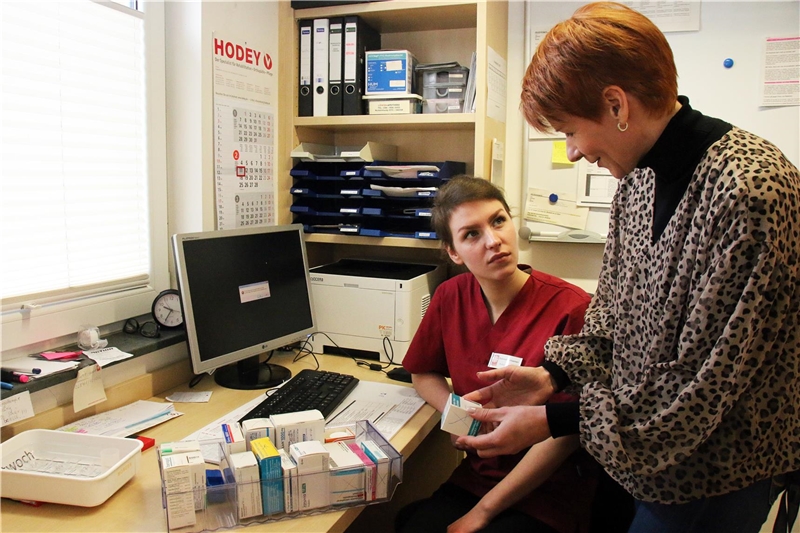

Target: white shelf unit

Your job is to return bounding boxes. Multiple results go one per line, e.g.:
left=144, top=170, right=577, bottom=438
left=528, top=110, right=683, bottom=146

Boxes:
left=277, top=0, right=508, bottom=257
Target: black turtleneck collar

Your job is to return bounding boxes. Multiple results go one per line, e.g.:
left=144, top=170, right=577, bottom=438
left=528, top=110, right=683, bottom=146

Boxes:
left=636, top=96, right=732, bottom=243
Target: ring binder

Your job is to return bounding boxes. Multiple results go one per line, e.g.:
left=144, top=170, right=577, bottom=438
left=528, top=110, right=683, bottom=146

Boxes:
left=328, top=17, right=344, bottom=116
left=298, top=19, right=313, bottom=117
left=312, top=18, right=329, bottom=117
left=343, top=16, right=380, bottom=115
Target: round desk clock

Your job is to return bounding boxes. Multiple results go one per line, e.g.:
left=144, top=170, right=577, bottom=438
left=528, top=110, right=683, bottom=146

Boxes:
left=152, top=289, right=184, bottom=328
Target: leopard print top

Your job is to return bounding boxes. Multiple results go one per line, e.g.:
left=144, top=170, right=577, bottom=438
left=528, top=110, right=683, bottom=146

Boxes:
left=546, top=126, right=800, bottom=503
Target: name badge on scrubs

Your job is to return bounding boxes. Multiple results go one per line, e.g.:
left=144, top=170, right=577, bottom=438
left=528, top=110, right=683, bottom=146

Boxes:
left=488, top=352, right=523, bottom=369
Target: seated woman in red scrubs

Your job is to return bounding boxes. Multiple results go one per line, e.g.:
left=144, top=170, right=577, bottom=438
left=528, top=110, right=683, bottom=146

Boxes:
left=397, top=175, right=615, bottom=533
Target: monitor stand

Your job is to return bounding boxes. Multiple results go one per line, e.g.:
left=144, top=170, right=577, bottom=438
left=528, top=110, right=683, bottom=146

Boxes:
left=214, top=355, right=292, bottom=390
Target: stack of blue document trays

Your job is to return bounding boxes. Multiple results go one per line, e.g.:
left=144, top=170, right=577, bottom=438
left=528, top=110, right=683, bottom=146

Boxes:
left=291, top=160, right=465, bottom=239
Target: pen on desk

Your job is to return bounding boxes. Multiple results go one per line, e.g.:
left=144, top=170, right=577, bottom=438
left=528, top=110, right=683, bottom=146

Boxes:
left=3, top=367, right=41, bottom=376
left=0, top=370, right=29, bottom=383
left=327, top=400, right=356, bottom=424
left=1, top=381, right=14, bottom=390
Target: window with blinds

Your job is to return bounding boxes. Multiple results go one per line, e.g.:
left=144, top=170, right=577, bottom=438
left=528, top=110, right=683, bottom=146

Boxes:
left=1, top=1, right=150, bottom=308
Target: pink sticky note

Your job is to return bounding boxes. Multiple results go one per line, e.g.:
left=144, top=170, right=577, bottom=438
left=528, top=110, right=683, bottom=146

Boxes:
left=40, top=351, right=83, bottom=360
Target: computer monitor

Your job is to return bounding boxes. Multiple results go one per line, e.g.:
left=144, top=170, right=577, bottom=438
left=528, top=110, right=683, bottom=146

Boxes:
left=172, top=224, right=316, bottom=390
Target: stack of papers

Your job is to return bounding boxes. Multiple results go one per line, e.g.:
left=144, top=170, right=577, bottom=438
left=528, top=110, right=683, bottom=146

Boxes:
left=56, top=400, right=181, bottom=437
left=366, top=165, right=440, bottom=178
left=1, top=357, right=80, bottom=378
left=370, top=184, right=438, bottom=197
left=290, top=142, right=397, bottom=162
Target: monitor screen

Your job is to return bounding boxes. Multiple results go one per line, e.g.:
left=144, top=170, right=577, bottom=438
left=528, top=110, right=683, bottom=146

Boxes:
left=172, top=224, right=316, bottom=389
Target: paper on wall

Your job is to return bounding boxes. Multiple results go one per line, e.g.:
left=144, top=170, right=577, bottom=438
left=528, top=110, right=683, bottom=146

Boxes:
left=524, top=187, right=589, bottom=230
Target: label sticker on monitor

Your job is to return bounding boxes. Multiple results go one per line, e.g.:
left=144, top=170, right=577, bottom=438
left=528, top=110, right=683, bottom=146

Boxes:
left=239, top=281, right=271, bottom=303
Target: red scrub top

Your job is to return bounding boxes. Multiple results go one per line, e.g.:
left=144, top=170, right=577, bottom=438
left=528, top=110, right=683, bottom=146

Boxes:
left=403, top=266, right=596, bottom=533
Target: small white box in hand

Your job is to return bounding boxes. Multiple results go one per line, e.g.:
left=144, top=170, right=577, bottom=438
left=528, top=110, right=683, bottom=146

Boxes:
left=441, top=393, right=482, bottom=437
left=228, top=451, right=263, bottom=519
left=271, top=410, right=325, bottom=452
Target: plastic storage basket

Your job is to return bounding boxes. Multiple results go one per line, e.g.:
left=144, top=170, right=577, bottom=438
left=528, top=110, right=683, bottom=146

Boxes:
left=0, top=429, right=143, bottom=507
left=158, top=420, right=403, bottom=532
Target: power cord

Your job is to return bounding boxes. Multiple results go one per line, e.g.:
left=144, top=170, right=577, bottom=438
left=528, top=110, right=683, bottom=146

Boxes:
left=305, top=331, right=399, bottom=376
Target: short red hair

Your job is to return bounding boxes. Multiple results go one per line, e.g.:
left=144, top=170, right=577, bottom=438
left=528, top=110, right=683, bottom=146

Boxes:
left=522, top=2, right=678, bottom=132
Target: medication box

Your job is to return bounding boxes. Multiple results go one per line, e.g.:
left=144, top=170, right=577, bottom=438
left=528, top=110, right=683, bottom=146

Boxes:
left=250, top=437, right=283, bottom=515
left=324, top=441, right=365, bottom=504
left=241, top=418, right=274, bottom=451
left=366, top=50, right=418, bottom=95
left=271, top=409, right=325, bottom=452
left=290, top=440, right=330, bottom=510
left=0, top=430, right=143, bottom=507
left=359, top=439, right=390, bottom=499
left=228, top=451, right=262, bottom=519
left=441, top=393, right=482, bottom=436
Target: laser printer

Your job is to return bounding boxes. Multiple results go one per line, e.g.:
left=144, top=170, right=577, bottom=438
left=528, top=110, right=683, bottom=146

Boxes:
left=308, top=259, right=445, bottom=363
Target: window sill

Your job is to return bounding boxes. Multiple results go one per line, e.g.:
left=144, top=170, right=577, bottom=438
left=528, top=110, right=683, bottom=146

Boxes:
left=0, top=314, right=187, bottom=401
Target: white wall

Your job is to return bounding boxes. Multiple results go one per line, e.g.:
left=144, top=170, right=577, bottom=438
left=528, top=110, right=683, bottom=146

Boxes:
left=511, top=1, right=800, bottom=293
left=165, top=1, right=279, bottom=285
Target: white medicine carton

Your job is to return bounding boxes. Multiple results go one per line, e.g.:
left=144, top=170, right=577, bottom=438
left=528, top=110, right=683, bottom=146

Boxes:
left=324, top=441, right=366, bottom=504
left=359, top=439, right=389, bottom=500
left=289, top=440, right=330, bottom=510
left=221, top=423, right=246, bottom=455
left=162, top=451, right=206, bottom=527
left=240, top=418, right=274, bottom=451
left=270, top=410, right=325, bottom=452
left=440, top=393, right=482, bottom=437
left=228, top=451, right=262, bottom=519
left=278, top=449, right=299, bottom=513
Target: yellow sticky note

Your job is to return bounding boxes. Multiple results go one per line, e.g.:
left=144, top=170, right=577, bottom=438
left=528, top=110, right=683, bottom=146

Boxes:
left=551, top=141, right=574, bottom=166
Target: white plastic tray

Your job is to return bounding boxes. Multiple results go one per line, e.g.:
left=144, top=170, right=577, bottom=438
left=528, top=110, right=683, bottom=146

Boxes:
left=1, top=429, right=143, bottom=506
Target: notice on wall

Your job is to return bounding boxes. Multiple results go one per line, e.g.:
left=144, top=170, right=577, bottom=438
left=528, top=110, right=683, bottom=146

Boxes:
left=624, top=1, right=700, bottom=32
left=212, top=33, right=278, bottom=230
left=760, top=36, right=800, bottom=107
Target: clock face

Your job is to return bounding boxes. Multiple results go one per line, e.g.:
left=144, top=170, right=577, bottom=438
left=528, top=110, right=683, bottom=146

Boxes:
left=152, top=290, right=184, bottom=328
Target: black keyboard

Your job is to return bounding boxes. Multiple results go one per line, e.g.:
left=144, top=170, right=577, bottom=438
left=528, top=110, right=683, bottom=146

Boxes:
left=238, top=369, right=359, bottom=424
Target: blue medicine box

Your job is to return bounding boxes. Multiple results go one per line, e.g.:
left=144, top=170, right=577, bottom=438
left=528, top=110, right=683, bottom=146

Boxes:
left=365, top=50, right=417, bottom=95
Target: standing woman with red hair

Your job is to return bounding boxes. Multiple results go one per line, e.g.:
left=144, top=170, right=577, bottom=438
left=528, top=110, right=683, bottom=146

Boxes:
left=458, top=3, right=800, bottom=532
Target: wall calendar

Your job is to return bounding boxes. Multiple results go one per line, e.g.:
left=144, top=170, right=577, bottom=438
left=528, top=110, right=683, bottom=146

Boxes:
left=212, top=32, right=278, bottom=229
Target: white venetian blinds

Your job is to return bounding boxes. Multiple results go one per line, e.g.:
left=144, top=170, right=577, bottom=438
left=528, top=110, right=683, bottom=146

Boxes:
left=1, top=1, right=151, bottom=307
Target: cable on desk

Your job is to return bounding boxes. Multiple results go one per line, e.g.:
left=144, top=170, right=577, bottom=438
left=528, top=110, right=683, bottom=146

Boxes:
left=293, top=336, right=320, bottom=369
left=304, top=331, right=400, bottom=376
